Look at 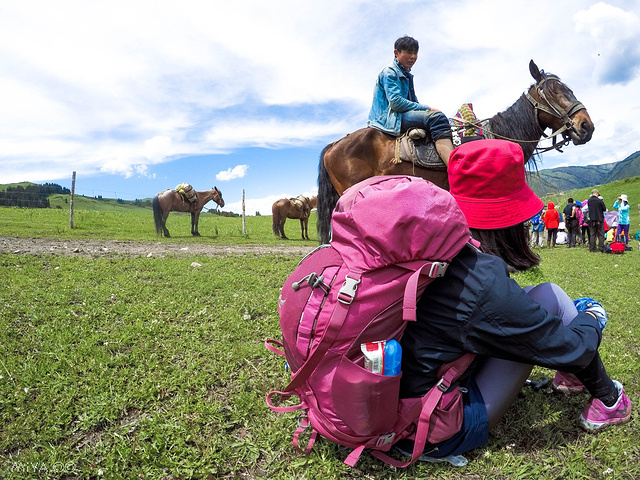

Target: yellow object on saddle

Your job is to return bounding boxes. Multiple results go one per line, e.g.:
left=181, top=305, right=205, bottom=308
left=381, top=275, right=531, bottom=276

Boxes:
left=175, top=183, right=197, bottom=203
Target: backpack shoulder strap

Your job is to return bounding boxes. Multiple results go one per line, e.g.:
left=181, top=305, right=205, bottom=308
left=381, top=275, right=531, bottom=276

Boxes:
left=400, top=260, right=449, bottom=322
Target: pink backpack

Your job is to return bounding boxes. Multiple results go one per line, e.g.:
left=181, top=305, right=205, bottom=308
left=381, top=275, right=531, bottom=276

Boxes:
left=266, top=175, right=475, bottom=468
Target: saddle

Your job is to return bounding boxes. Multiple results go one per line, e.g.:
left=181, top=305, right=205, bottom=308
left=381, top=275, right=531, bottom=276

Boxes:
left=392, top=129, right=446, bottom=171
left=175, top=183, right=198, bottom=204
left=290, top=195, right=311, bottom=216
left=392, top=104, right=489, bottom=171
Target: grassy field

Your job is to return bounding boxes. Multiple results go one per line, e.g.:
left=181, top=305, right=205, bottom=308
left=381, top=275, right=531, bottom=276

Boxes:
left=1, top=185, right=639, bottom=479
left=0, top=200, right=317, bottom=246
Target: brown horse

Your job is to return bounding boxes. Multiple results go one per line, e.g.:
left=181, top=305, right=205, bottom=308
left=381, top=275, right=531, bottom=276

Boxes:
left=317, top=60, right=595, bottom=243
left=153, top=186, right=224, bottom=237
left=272, top=195, right=317, bottom=240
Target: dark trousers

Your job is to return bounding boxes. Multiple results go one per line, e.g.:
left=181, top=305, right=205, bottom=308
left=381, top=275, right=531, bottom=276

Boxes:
left=588, top=220, right=605, bottom=253
left=581, top=224, right=590, bottom=245
left=567, top=220, right=579, bottom=247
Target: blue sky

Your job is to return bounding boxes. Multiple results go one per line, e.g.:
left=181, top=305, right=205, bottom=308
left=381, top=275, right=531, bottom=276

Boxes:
left=1, top=0, right=640, bottom=215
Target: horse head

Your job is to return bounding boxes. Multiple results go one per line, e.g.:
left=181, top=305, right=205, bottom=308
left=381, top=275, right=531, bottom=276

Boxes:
left=212, top=186, right=225, bottom=208
left=527, top=60, right=594, bottom=147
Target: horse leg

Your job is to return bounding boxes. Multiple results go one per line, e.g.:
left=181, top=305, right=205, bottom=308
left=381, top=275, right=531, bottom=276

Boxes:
left=162, top=212, right=171, bottom=237
left=191, top=212, right=201, bottom=236
left=303, top=218, right=309, bottom=240
left=280, top=217, right=288, bottom=239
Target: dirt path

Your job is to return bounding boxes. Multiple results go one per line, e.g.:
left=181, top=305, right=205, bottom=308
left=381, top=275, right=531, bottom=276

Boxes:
left=0, top=236, right=315, bottom=258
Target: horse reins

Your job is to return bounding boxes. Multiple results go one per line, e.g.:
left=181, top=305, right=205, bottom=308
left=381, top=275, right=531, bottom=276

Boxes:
left=451, top=73, right=585, bottom=154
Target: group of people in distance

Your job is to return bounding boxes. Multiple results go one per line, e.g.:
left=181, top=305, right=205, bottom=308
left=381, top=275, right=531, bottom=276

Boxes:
left=362, top=35, right=632, bottom=463
left=533, top=191, right=632, bottom=253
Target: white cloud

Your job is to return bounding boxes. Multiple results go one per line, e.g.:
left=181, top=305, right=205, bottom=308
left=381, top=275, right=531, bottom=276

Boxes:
left=1, top=0, right=640, bottom=204
left=143, top=136, right=173, bottom=163
left=574, top=2, right=640, bottom=85
left=216, top=165, right=249, bottom=182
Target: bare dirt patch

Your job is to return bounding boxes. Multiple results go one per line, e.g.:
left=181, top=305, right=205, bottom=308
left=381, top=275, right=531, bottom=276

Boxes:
left=0, top=236, right=314, bottom=258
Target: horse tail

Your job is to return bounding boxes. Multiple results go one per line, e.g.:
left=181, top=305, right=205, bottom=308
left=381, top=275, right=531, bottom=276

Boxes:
left=317, top=145, right=339, bottom=244
left=152, top=195, right=163, bottom=235
left=272, top=202, right=282, bottom=237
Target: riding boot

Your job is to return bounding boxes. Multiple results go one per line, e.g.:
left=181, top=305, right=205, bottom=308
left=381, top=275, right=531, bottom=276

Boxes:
left=435, top=138, right=455, bottom=166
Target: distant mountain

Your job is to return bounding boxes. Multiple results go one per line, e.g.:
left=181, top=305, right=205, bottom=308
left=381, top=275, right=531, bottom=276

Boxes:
left=528, top=151, right=640, bottom=196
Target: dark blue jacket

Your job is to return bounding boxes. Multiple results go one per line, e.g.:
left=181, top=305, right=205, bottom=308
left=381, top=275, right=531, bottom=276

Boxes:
left=587, top=195, right=606, bottom=222
left=400, top=245, right=601, bottom=398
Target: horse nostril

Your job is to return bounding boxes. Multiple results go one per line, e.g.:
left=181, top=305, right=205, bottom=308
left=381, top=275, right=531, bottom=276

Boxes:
left=581, top=121, right=592, bottom=132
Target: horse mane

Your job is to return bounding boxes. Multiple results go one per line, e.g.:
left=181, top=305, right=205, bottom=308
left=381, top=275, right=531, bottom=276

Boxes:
left=488, top=92, right=541, bottom=169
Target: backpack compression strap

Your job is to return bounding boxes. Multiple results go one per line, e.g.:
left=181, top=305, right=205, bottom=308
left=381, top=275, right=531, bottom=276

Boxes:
left=363, top=353, right=476, bottom=468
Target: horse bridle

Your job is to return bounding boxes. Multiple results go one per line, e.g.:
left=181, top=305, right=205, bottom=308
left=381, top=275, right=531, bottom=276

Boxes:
left=212, top=187, right=223, bottom=207
left=451, top=72, right=586, bottom=154
left=524, top=73, right=586, bottom=153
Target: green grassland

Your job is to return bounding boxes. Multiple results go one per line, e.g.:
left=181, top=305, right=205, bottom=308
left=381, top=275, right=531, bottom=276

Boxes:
left=0, top=200, right=318, bottom=246
left=0, top=180, right=639, bottom=479
left=539, top=174, right=640, bottom=219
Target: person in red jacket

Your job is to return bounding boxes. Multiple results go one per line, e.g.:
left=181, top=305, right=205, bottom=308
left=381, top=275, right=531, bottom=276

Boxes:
left=542, top=202, right=560, bottom=248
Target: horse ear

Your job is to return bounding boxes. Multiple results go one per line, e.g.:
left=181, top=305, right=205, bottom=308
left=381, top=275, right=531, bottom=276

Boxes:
left=529, top=60, right=542, bottom=82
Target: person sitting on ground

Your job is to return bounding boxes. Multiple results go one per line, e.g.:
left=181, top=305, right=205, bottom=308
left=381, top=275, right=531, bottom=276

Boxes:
left=397, top=139, right=631, bottom=462
left=613, top=194, right=630, bottom=245
left=367, top=35, right=455, bottom=165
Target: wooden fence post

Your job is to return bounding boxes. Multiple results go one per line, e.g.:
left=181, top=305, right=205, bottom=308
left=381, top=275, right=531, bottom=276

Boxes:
left=242, top=189, right=246, bottom=235
left=70, top=171, right=76, bottom=229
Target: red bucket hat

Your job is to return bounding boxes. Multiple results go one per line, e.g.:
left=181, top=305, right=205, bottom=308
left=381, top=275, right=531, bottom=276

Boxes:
left=448, top=139, right=543, bottom=229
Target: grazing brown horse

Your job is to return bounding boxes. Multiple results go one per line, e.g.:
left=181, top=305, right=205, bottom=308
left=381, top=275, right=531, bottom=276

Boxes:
left=317, top=60, right=595, bottom=243
left=272, top=195, right=317, bottom=240
left=153, top=186, right=224, bottom=237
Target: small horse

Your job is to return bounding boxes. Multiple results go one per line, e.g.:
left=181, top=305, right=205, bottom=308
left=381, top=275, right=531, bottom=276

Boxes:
left=272, top=195, right=317, bottom=240
left=317, top=60, right=595, bottom=243
left=153, top=186, right=224, bottom=237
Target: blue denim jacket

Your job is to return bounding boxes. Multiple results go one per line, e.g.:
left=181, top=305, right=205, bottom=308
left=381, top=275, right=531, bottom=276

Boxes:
left=367, top=58, right=429, bottom=135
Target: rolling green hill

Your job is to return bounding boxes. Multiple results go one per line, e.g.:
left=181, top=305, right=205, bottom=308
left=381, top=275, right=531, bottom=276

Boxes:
left=529, top=151, right=640, bottom=196
left=48, top=193, right=152, bottom=211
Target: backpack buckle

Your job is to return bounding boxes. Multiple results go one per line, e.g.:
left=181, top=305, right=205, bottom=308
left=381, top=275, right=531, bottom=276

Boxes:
left=436, top=377, right=450, bottom=392
left=376, top=432, right=395, bottom=447
left=429, top=262, right=448, bottom=278
left=338, top=276, right=361, bottom=304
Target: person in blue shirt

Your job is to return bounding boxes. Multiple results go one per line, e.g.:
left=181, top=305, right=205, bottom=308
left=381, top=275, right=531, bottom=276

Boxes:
left=367, top=36, right=455, bottom=165
left=398, top=140, right=631, bottom=462
left=613, top=194, right=630, bottom=245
